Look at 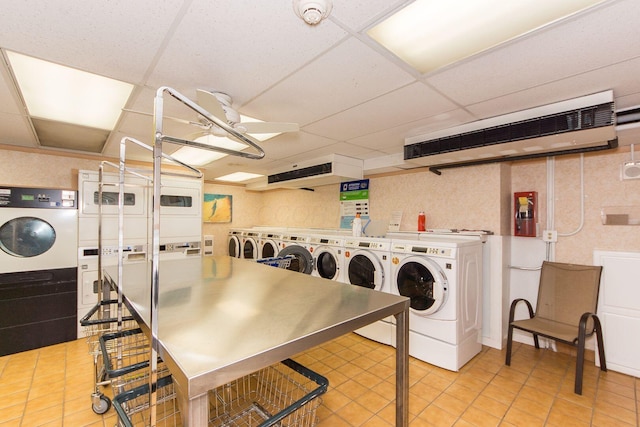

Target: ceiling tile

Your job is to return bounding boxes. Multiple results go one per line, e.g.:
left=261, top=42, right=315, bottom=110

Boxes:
left=243, top=36, right=416, bottom=126
left=303, top=82, right=459, bottom=140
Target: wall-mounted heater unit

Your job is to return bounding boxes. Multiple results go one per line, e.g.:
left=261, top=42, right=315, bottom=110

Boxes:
left=246, top=154, right=363, bottom=191
left=404, top=91, right=617, bottom=174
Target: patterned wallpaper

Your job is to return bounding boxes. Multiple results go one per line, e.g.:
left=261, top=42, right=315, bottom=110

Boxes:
left=1, top=145, right=638, bottom=263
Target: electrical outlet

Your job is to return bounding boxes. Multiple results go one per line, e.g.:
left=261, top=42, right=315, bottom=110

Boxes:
left=542, top=230, right=557, bottom=242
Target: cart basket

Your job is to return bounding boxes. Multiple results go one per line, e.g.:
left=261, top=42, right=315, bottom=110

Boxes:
left=256, top=255, right=294, bottom=269
left=113, top=375, right=178, bottom=427
left=99, top=328, right=159, bottom=378
left=209, top=358, right=329, bottom=427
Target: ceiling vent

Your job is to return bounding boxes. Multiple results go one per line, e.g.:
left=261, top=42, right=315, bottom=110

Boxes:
left=404, top=91, right=617, bottom=173
left=246, top=154, right=363, bottom=191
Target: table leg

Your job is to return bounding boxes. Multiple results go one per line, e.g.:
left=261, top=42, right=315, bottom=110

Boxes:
left=395, top=308, right=409, bottom=427
left=175, top=378, right=208, bottom=426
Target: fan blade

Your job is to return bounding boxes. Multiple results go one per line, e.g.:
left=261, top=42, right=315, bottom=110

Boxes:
left=122, top=109, right=199, bottom=126
left=240, top=121, right=299, bottom=134
left=196, top=89, right=228, bottom=122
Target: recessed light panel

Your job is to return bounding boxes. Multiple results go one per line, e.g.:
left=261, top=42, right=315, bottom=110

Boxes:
left=367, top=0, right=606, bottom=74
left=6, top=50, right=133, bottom=130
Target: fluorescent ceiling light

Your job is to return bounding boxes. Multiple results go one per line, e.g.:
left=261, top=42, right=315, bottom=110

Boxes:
left=215, top=172, right=264, bottom=182
left=6, top=50, right=133, bottom=130
left=170, top=135, right=247, bottom=166
left=367, top=0, right=606, bottom=74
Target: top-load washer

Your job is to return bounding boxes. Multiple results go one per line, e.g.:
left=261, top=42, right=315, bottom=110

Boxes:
left=278, top=233, right=313, bottom=274
left=390, top=236, right=483, bottom=371
left=308, top=234, right=345, bottom=282
left=343, top=236, right=394, bottom=345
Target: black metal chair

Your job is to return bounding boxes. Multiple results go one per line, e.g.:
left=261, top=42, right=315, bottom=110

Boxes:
left=505, top=261, right=606, bottom=395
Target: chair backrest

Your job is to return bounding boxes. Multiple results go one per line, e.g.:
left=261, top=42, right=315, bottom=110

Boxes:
left=535, top=261, right=603, bottom=330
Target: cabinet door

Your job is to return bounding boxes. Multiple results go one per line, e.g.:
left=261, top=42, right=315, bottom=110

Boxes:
left=594, top=250, right=640, bottom=377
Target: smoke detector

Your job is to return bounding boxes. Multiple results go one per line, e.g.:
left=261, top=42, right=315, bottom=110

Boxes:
left=293, top=0, right=332, bottom=25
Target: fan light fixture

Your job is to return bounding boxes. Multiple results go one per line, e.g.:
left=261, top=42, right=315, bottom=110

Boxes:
left=293, top=0, right=332, bottom=25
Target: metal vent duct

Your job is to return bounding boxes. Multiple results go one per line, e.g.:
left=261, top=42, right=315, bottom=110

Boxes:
left=404, top=91, right=617, bottom=173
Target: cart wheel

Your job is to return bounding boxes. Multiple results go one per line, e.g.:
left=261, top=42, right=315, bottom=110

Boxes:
left=92, top=394, right=111, bottom=414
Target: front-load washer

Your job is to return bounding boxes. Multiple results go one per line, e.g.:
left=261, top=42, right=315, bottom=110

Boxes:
left=308, top=234, right=345, bottom=282
left=343, top=236, right=394, bottom=345
left=227, top=229, right=243, bottom=258
left=390, top=237, right=483, bottom=371
left=257, top=230, right=282, bottom=259
left=241, top=230, right=260, bottom=260
left=278, top=233, right=313, bottom=274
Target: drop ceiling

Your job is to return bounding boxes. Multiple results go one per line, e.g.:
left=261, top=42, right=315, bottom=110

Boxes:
left=0, top=0, right=639, bottom=182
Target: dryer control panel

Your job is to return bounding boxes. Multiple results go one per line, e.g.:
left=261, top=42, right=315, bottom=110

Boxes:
left=0, top=187, right=76, bottom=208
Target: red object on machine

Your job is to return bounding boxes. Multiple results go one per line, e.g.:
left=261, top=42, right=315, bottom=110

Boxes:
left=514, top=191, right=537, bottom=237
left=418, top=211, right=426, bottom=231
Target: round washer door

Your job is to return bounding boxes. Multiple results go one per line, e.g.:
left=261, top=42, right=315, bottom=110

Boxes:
left=278, top=245, right=313, bottom=274
left=243, top=237, right=259, bottom=260
left=228, top=235, right=241, bottom=258
left=315, top=247, right=339, bottom=280
left=347, top=250, right=384, bottom=291
left=260, top=240, right=278, bottom=258
left=395, top=256, right=447, bottom=315
left=0, top=217, right=56, bottom=257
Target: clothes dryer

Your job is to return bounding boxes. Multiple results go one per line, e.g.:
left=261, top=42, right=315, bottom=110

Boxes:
left=344, top=236, right=394, bottom=345
left=390, top=237, right=483, bottom=371
left=278, top=233, right=313, bottom=274
left=0, top=187, right=78, bottom=355
left=308, top=235, right=345, bottom=282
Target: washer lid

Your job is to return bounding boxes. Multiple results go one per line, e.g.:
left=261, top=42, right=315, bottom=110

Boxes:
left=316, top=250, right=338, bottom=280
left=0, top=217, right=56, bottom=257
left=395, top=257, right=447, bottom=315
left=278, top=245, right=314, bottom=274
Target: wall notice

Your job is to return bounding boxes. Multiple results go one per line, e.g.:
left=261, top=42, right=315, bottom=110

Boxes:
left=339, top=179, right=369, bottom=229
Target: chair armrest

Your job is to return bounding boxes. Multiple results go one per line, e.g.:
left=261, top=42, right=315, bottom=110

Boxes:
left=508, top=298, right=535, bottom=323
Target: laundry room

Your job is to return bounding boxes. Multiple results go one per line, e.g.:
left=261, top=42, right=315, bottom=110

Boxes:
left=1, top=1, right=640, bottom=426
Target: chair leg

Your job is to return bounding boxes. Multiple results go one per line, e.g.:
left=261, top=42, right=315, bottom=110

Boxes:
left=593, top=315, right=607, bottom=372
left=533, top=334, right=540, bottom=349
left=505, top=324, right=514, bottom=366
left=575, top=315, right=590, bottom=395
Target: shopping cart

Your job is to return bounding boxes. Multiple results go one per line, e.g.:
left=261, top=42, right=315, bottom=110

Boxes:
left=256, top=255, right=294, bottom=269
left=209, top=358, right=328, bottom=427
left=80, top=299, right=139, bottom=414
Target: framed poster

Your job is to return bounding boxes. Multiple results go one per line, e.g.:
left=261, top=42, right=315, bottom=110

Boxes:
left=203, top=194, right=232, bottom=223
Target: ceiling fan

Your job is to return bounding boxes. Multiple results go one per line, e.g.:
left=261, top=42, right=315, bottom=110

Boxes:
left=125, top=89, right=299, bottom=140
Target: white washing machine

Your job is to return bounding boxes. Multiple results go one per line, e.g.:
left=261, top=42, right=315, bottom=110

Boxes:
left=227, top=229, right=243, bottom=258
left=278, top=233, right=314, bottom=274
left=308, top=234, right=345, bottom=282
left=257, top=230, right=282, bottom=259
left=241, top=230, right=260, bottom=260
left=390, top=237, right=483, bottom=371
left=343, top=236, right=394, bottom=345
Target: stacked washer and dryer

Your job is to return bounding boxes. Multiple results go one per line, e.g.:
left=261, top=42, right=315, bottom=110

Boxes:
left=77, top=170, right=203, bottom=337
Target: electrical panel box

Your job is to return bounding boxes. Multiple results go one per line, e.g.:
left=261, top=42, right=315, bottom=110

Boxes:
left=514, top=191, right=537, bottom=237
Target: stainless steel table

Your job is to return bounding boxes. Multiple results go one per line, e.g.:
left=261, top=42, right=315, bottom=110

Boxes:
left=103, top=256, right=410, bottom=426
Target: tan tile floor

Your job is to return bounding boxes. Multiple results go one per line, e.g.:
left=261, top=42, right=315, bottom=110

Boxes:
left=0, top=333, right=638, bottom=426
